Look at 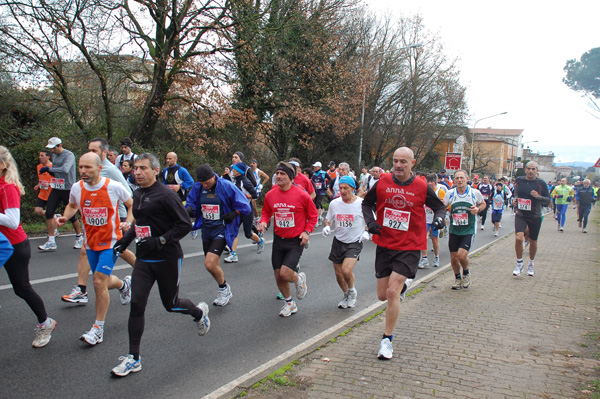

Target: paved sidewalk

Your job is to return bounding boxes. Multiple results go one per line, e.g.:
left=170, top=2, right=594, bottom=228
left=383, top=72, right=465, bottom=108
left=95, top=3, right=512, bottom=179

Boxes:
left=235, top=207, right=600, bottom=398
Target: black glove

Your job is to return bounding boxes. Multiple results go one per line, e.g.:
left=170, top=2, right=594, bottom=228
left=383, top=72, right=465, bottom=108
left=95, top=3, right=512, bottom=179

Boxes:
left=137, top=237, right=163, bottom=252
left=432, top=216, right=445, bottom=230
left=186, top=206, right=196, bottom=218
left=39, top=166, right=50, bottom=175
left=367, top=221, right=383, bottom=235
left=113, top=237, right=132, bottom=255
left=222, top=211, right=239, bottom=224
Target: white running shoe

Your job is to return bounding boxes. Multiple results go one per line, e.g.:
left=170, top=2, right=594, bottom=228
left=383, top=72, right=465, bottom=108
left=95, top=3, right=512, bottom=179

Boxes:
left=111, top=355, right=142, bottom=377
left=494, top=231, right=499, bottom=237
left=191, top=230, right=199, bottom=240
left=224, top=253, right=238, bottom=263
left=513, top=262, right=524, bottom=277
left=213, top=283, right=232, bottom=306
left=257, top=238, right=265, bottom=254
left=119, top=276, right=132, bottom=305
left=295, top=272, right=307, bottom=299
left=38, top=240, right=57, bottom=251
left=73, top=235, right=84, bottom=249
left=196, top=302, right=210, bottom=335
left=400, top=279, right=413, bottom=301
left=480, top=225, right=484, bottom=230
left=32, top=318, right=57, bottom=348
left=279, top=301, right=298, bottom=317
left=338, top=292, right=349, bottom=309
left=527, top=261, right=535, bottom=277
left=347, top=290, right=357, bottom=308
left=54, top=229, right=60, bottom=237
left=61, top=286, right=88, bottom=304
left=418, top=258, right=429, bottom=269
left=377, top=338, right=393, bottom=360
left=433, top=256, right=440, bottom=267
left=80, top=324, right=103, bottom=345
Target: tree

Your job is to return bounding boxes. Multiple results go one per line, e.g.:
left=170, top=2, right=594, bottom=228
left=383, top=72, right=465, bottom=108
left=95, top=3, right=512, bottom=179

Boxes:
left=563, top=47, right=600, bottom=119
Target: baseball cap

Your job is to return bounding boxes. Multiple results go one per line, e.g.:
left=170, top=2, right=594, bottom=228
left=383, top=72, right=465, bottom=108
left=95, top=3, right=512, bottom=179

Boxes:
left=339, top=175, right=356, bottom=188
left=288, top=160, right=300, bottom=168
left=46, top=137, right=62, bottom=148
left=329, top=161, right=336, bottom=166
left=313, top=161, right=322, bottom=168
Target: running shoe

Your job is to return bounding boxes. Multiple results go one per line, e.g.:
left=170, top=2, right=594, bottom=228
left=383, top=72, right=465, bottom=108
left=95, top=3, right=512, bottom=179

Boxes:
left=38, top=240, right=57, bottom=251
left=523, top=240, right=529, bottom=248
left=451, top=277, right=462, bottom=290
left=438, top=228, right=444, bottom=238
left=418, top=258, right=429, bottom=269
left=347, top=290, right=357, bottom=308
left=480, top=225, right=484, bottom=230
left=111, top=355, right=141, bottom=377
left=279, top=301, right=298, bottom=317
left=400, top=279, right=412, bottom=301
left=583, top=229, right=587, bottom=233
left=527, top=261, right=535, bottom=277
left=32, top=318, right=57, bottom=348
left=276, top=292, right=284, bottom=300
left=578, top=220, right=582, bottom=228
left=377, top=338, right=393, bottom=360
left=433, top=256, right=440, bottom=267
left=196, top=302, right=210, bottom=335
left=513, top=262, right=524, bottom=277
left=119, top=276, right=132, bottom=305
left=73, top=235, right=84, bottom=249
left=54, top=229, right=60, bottom=237
left=257, top=238, right=265, bottom=254
left=223, top=253, right=238, bottom=263
left=295, top=272, right=307, bottom=299
left=80, top=324, right=103, bottom=345
left=61, top=286, right=88, bottom=304
left=462, top=274, right=471, bottom=289
left=213, top=283, right=232, bottom=306
left=191, top=230, right=199, bottom=240
left=494, top=231, right=499, bottom=237
left=223, top=245, right=231, bottom=254
left=338, top=292, right=349, bottom=309
left=559, top=227, right=564, bottom=232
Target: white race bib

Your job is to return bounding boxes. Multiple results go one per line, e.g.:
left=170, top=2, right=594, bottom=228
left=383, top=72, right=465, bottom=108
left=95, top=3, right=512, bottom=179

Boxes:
left=83, top=207, right=108, bottom=226
left=50, top=178, right=65, bottom=189
left=275, top=211, right=295, bottom=228
left=202, top=204, right=220, bottom=220
left=383, top=208, right=410, bottom=231
left=517, top=198, right=532, bottom=211
left=336, top=214, right=355, bottom=228
left=452, top=213, right=469, bottom=226
left=315, top=182, right=322, bottom=190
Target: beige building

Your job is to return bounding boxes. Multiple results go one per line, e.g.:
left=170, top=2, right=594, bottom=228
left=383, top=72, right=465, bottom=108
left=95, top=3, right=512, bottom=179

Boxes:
left=463, top=128, right=524, bottom=178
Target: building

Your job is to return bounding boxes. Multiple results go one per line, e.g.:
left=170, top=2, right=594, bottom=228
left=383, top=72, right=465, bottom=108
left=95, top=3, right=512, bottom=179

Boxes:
left=462, top=128, right=524, bottom=178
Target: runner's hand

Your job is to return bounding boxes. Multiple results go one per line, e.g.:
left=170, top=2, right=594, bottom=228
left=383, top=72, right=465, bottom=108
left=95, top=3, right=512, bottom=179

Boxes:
left=367, top=221, right=382, bottom=235
left=432, top=217, right=445, bottom=230
left=137, top=237, right=163, bottom=251
left=186, top=206, right=196, bottom=218
left=222, top=211, right=239, bottom=224
left=39, top=166, right=50, bottom=174
left=113, top=238, right=132, bottom=255
left=322, top=226, right=330, bottom=237
left=359, top=231, right=370, bottom=243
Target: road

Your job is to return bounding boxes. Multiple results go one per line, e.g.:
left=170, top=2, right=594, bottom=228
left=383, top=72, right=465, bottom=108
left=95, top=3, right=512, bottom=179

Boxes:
left=0, top=212, right=515, bottom=398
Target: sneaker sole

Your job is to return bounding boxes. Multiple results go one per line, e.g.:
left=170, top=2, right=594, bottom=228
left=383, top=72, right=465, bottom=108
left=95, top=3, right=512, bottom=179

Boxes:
left=213, top=294, right=232, bottom=306
left=80, top=336, right=103, bottom=345
left=61, top=297, right=89, bottom=304
left=377, top=354, right=392, bottom=360
left=111, top=365, right=141, bottom=377
left=279, top=309, right=298, bottom=317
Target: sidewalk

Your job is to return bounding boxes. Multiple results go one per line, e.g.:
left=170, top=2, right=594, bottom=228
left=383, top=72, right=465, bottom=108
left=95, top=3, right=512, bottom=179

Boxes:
left=234, top=207, right=600, bottom=399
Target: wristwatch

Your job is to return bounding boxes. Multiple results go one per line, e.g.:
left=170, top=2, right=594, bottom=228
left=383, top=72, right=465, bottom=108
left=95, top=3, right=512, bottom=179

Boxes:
left=159, top=236, right=167, bottom=246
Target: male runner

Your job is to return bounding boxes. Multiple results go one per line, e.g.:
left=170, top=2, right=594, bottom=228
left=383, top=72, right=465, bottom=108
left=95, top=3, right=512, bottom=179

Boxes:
left=110, top=153, right=210, bottom=377
left=161, top=152, right=194, bottom=202
left=491, top=182, right=506, bottom=237
left=311, top=161, right=328, bottom=225
left=477, top=175, right=493, bottom=230
left=444, top=169, right=485, bottom=290
left=33, top=150, right=53, bottom=222
left=56, top=152, right=133, bottom=345
left=258, top=161, right=318, bottom=317
left=115, top=138, right=136, bottom=172
left=576, top=179, right=596, bottom=233
left=550, top=178, right=574, bottom=231
left=322, top=176, right=368, bottom=309
left=512, top=161, right=550, bottom=277
left=419, top=173, right=446, bottom=268
left=362, top=147, right=446, bottom=360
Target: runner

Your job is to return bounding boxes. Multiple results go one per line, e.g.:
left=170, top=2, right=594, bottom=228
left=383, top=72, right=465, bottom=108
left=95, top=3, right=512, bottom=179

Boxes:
left=56, top=152, right=134, bottom=345
left=289, top=158, right=316, bottom=200
left=419, top=173, right=446, bottom=268
left=576, top=179, right=595, bottom=233
left=107, top=149, right=118, bottom=165
left=186, top=164, right=252, bottom=306
left=550, top=177, right=574, bottom=231
left=38, top=137, right=84, bottom=251
left=33, top=150, right=54, bottom=226
left=328, top=162, right=356, bottom=200
left=322, top=176, right=368, bottom=309
left=511, top=161, right=551, bottom=277
left=115, top=137, right=136, bottom=172
left=0, top=146, right=57, bottom=348
left=491, top=182, right=507, bottom=237
left=248, top=159, right=270, bottom=220
left=258, top=161, right=318, bottom=317
left=161, top=152, right=194, bottom=202
left=362, top=147, right=446, bottom=359
left=311, top=161, right=328, bottom=225
left=477, top=175, right=493, bottom=230
left=110, top=153, right=210, bottom=377
left=443, top=169, right=485, bottom=290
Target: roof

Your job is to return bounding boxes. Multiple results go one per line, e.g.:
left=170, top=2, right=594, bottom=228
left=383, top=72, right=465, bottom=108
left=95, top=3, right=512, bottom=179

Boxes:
left=469, top=128, right=524, bottom=136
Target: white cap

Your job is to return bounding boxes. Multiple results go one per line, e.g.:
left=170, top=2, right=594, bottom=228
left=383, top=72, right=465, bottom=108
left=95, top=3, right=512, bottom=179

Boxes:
left=313, top=161, right=322, bottom=168
left=46, top=137, right=62, bottom=149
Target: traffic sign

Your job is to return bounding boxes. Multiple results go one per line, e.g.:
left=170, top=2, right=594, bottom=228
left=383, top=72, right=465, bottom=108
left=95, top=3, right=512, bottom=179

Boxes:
left=594, top=157, right=600, bottom=168
left=445, top=152, right=462, bottom=171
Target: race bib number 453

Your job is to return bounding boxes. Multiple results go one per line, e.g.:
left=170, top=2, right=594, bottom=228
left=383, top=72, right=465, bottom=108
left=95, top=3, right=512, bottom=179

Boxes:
left=275, top=212, right=295, bottom=228
left=383, top=208, right=410, bottom=231
left=83, top=207, right=108, bottom=226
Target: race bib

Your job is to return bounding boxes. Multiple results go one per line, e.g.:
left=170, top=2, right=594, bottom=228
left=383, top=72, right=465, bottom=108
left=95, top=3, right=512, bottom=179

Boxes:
left=40, top=181, right=50, bottom=190
left=517, top=198, right=532, bottom=211
left=202, top=204, right=220, bottom=220
left=275, top=211, right=295, bottom=228
left=493, top=198, right=504, bottom=210
left=383, top=208, right=410, bottom=231
left=83, top=207, right=108, bottom=226
left=50, top=178, right=65, bottom=189
left=424, top=207, right=434, bottom=216
left=452, top=213, right=469, bottom=226
left=336, top=214, right=355, bottom=228
left=482, top=194, right=489, bottom=200
left=315, top=182, right=322, bottom=190
left=135, top=225, right=151, bottom=238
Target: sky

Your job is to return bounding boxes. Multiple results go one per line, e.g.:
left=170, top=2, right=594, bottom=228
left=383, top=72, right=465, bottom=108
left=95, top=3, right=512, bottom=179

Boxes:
left=366, top=0, right=600, bottom=164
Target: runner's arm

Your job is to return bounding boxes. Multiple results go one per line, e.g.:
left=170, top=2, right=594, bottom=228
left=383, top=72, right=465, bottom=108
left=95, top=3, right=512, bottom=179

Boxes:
left=361, top=181, right=378, bottom=227
left=424, top=185, right=446, bottom=220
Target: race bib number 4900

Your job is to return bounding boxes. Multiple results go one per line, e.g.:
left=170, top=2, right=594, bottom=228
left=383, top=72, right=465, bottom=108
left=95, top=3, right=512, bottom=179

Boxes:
left=452, top=213, right=468, bottom=226
left=517, top=198, right=532, bottom=211
left=83, top=207, right=108, bottom=226
left=336, top=214, right=355, bottom=228
left=383, top=208, right=410, bottom=231
left=275, top=212, right=295, bottom=228
left=202, top=204, right=220, bottom=220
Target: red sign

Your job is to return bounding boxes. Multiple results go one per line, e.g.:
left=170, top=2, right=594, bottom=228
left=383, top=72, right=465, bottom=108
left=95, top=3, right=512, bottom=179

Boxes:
left=445, top=153, right=462, bottom=171
left=594, top=157, right=600, bottom=168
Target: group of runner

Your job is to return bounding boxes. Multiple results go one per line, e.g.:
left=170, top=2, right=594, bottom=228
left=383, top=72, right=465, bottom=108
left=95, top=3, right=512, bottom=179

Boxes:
left=0, top=138, right=597, bottom=377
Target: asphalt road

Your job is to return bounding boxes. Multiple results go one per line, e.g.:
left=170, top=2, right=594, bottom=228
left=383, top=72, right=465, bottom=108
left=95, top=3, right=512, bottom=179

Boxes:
left=0, top=212, right=515, bottom=398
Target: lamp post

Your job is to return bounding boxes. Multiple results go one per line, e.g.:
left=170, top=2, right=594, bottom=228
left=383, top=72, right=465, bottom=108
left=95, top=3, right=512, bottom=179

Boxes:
left=357, top=43, right=423, bottom=169
left=469, top=111, right=508, bottom=176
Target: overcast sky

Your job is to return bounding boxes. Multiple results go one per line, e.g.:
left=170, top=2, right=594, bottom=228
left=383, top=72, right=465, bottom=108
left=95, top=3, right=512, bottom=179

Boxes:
left=366, top=0, right=600, bottom=164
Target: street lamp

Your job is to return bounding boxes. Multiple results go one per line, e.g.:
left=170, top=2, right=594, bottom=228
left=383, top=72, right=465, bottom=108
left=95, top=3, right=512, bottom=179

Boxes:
left=357, top=43, right=423, bottom=169
left=469, top=111, right=508, bottom=176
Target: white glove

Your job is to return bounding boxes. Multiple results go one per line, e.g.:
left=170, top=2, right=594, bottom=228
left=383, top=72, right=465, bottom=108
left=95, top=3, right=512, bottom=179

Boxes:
left=322, top=226, right=331, bottom=237
left=359, top=230, right=370, bottom=243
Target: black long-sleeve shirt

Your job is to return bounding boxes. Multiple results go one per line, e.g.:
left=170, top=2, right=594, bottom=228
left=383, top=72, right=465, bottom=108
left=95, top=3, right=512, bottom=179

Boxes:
left=513, top=177, right=551, bottom=219
left=123, top=180, right=192, bottom=260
